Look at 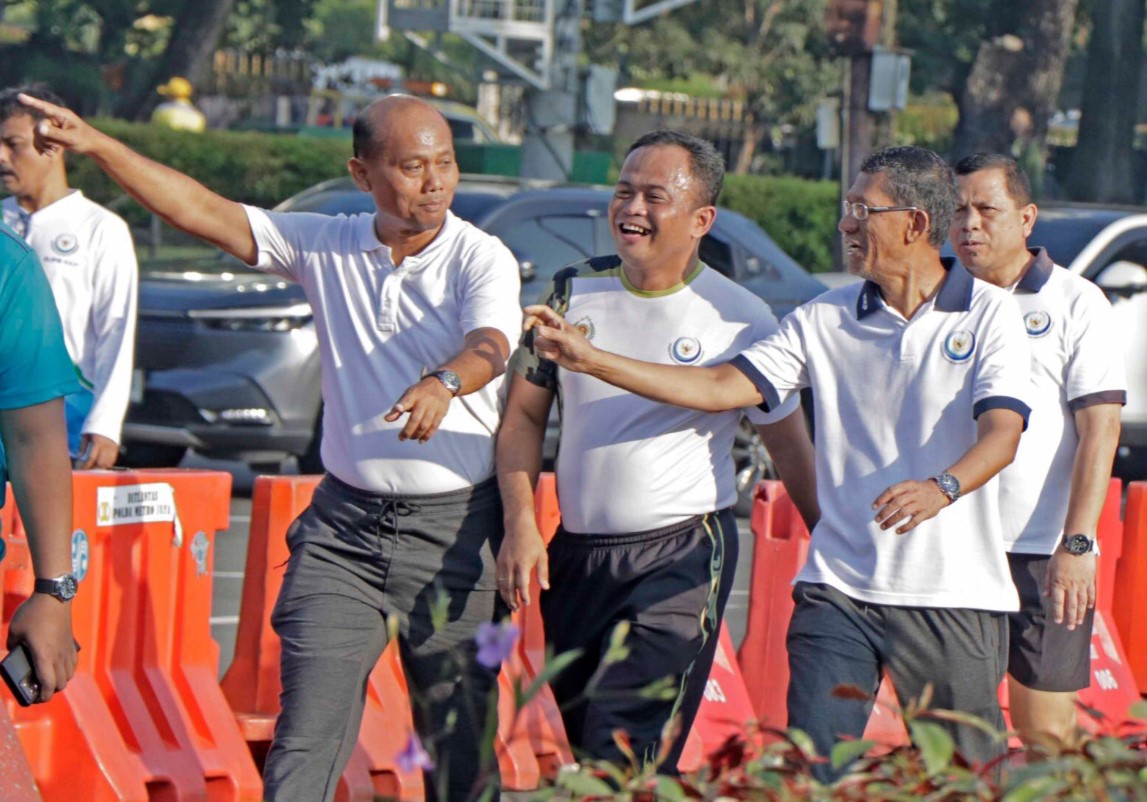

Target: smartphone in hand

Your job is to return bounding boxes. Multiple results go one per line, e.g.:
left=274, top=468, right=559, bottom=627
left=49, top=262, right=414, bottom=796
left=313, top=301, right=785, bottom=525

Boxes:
left=0, top=640, right=82, bottom=706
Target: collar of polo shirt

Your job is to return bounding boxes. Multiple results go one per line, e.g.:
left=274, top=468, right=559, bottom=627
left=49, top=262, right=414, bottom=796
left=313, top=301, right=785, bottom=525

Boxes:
left=354, top=209, right=458, bottom=266
left=855, top=257, right=975, bottom=319
left=1014, top=247, right=1055, bottom=293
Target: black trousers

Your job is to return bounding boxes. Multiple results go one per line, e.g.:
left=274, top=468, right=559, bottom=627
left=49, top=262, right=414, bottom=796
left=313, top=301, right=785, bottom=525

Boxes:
left=541, top=508, right=738, bottom=770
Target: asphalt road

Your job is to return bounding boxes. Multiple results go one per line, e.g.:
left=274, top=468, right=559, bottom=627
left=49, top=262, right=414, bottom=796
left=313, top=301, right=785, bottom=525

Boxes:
left=186, top=455, right=760, bottom=679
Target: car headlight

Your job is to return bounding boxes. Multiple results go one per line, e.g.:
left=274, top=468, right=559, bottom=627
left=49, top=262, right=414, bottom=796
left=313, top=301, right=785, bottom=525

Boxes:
left=188, top=303, right=313, bottom=332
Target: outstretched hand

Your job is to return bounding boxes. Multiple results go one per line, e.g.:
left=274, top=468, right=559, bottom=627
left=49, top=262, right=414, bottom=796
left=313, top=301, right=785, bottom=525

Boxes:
left=18, top=93, right=101, bottom=157
left=523, top=305, right=598, bottom=374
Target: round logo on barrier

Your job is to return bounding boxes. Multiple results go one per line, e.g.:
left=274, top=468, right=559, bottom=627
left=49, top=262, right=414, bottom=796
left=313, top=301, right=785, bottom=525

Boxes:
left=71, top=529, right=89, bottom=582
left=1024, top=310, right=1052, bottom=337
left=670, top=336, right=703, bottom=364
left=190, top=531, right=210, bottom=577
left=942, top=330, right=976, bottom=363
left=52, top=233, right=79, bottom=256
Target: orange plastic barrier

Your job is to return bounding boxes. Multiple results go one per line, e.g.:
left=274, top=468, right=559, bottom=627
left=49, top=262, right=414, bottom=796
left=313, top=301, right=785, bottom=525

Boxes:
left=1114, top=481, right=1147, bottom=691
left=677, top=623, right=757, bottom=773
left=737, top=480, right=808, bottom=729
left=221, top=473, right=573, bottom=800
left=2, top=469, right=261, bottom=802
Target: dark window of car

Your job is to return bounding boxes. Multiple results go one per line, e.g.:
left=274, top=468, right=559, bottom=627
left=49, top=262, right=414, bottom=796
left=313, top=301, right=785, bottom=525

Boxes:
left=450, top=192, right=509, bottom=223
left=1028, top=214, right=1125, bottom=267
left=491, top=215, right=597, bottom=299
left=699, top=235, right=736, bottom=279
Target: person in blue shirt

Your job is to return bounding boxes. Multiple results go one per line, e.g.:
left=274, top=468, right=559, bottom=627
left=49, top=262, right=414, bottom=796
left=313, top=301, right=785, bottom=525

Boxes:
left=0, top=219, right=82, bottom=702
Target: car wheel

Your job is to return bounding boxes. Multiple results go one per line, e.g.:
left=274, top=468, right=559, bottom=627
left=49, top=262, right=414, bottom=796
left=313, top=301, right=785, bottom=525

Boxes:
left=732, top=418, right=775, bottom=518
left=120, top=443, right=187, bottom=468
left=298, top=410, right=324, bottom=475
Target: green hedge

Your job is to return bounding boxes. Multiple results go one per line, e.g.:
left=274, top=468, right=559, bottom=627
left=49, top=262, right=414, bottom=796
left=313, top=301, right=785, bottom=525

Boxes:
left=69, top=120, right=353, bottom=228
left=65, top=120, right=842, bottom=272
left=719, top=174, right=840, bottom=273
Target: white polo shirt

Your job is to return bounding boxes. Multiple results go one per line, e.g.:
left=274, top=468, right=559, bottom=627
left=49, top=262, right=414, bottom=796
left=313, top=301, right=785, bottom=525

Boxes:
left=513, top=256, right=799, bottom=534
left=731, top=260, right=1030, bottom=611
left=996, top=248, right=1127, bottom=554
left=245, top=207, right=521, bottom=494
left=2, top=191, right=138, bottom=445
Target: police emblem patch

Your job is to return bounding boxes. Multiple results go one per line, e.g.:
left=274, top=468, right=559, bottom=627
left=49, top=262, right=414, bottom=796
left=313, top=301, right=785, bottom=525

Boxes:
left=573, top=317, right=595, bottom=341
left=670, top=336, right=703, bottom=364
left=942, top=330, right=976, bottom=363
left=1023, top=310, right=1052, bottom=337
left=52, top=233, right=79, bottom=255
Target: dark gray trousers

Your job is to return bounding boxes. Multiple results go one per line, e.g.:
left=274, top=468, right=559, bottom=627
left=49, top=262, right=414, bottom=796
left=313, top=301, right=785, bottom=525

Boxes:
left=786, top=582, right=1007, bottom=781
left=262, top=474, right=506, bottom=802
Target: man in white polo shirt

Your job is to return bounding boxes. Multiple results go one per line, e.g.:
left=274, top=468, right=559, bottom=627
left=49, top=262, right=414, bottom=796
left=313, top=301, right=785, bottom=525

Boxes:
left=952, top=153, right=1125, bottom=748
left=496, top=130, right=818, bottom=769
left=0, top=85, right=137, bottom=469
left=525, top=146, right=1032, bottom=775
left=22, top=92, right=521, bottom=802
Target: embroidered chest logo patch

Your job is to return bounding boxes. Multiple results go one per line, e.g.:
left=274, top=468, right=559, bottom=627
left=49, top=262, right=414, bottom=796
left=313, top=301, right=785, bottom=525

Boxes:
left=942, top=330, right=976, bottom=363
left=670, top=336, right=703, bottom=364
left=573, top=316, right=595, bottom=341
left=52, top=233, right=79, bottom=255
left=1023, top=310, right=1052, bottom=337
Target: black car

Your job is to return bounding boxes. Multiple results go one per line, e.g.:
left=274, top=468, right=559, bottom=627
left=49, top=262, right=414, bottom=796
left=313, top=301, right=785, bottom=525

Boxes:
left=124, top=176, right=827, bottom=513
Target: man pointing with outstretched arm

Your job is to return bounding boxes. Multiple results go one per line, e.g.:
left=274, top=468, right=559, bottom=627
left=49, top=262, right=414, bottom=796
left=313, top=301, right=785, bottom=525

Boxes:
left=20, top=92, right=521, bottom=802
left=526, top=146, right=1032, bottom=777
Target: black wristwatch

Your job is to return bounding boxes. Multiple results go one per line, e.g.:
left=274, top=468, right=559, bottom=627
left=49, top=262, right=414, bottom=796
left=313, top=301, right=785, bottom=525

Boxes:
left=428, top=369, right=462, bottom=397
left=1061, top=533, right=1096, bottom=556
left=34, top=573, right=78, bottom=602
left=931, top=472, right=961, bottom=504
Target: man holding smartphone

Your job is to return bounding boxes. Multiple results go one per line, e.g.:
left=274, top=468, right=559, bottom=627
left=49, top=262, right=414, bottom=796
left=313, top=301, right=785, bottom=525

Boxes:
left=0, top=218, right=82, bottom=703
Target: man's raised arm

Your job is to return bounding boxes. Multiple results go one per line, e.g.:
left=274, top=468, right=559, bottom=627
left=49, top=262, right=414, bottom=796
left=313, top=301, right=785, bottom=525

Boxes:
left=526, top=304, right=763, bottom=412
left=19, top=94, right=256, bottom=264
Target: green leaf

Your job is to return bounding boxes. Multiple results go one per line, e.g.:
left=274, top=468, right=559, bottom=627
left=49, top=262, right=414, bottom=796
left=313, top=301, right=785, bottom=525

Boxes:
left=651, top=776, right=687, bottom=800
left=1000, top=775, right=1069, bottom=802
left=519, top=648, right=583, bottom=708
left=556, top=771, right=617, bottom=796
left=907, top=720, right=954, bottom=775
left=830, top=739, right=876, bottom=770
left=786, top=727, right=819, bottom=759
left=1129, top=701, right=1147, bottom=721
left=603, top=621, right=632, bottom=665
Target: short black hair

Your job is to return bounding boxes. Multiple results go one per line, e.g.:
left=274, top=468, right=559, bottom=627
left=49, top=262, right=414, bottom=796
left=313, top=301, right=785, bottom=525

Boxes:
left=860, top=146, right=956, bottom=247
left=953, top=152, right=1033, bottom=206
left=625, top=130, right=725, bottom=207
left=0, top=84, right=66, bottom=124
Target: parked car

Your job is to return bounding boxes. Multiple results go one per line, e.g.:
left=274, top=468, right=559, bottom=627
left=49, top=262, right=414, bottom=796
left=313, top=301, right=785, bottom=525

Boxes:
left=123, top=176, right=827, bottom=513
left=944, top=203, right=1147, bottom=478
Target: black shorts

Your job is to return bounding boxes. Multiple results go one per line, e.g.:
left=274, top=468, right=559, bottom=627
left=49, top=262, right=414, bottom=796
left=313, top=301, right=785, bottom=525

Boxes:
left=1007, top=552, right=1094, bottom=692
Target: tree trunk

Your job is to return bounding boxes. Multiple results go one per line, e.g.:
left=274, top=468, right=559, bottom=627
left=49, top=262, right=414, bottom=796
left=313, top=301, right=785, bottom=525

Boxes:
left=952, top=0, right=1079, bottom=158
left=115, top=0, right=238, bottom=121
left=1066, top=0, right=1145, bottom=203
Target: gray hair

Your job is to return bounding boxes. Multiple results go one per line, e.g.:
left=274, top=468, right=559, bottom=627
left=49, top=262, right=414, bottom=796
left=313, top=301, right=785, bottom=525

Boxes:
left=860, top=146, right=956, bottom=247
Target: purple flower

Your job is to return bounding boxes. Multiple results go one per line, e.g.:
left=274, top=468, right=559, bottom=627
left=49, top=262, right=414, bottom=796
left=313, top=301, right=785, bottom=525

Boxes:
left=475, top=620, right=521, bottom=669
left=396, top=732, right=434, bottom=774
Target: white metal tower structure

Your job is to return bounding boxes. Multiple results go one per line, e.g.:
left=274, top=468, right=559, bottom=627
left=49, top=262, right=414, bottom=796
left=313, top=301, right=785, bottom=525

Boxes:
left=375, top=0, right=698, bottom=179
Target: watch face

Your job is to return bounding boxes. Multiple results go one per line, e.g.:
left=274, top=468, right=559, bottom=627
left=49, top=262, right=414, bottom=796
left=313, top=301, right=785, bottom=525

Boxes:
left=434, top=370, right=462, bottom=394
left=1065, top=534, right=1093, bottom=555
left=935, top=473, right=960, bottom=500
left=60, top=574, right=78, bottom=600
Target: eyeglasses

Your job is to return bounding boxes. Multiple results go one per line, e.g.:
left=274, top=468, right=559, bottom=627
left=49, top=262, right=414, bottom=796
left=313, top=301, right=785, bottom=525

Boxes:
left=841, top=201, right=920, bottom=220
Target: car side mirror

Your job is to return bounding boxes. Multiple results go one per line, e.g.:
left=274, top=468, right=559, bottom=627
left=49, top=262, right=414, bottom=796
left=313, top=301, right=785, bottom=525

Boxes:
left=1095, top=260, right=1147, bottom=298
left=519, top=260, right=537, bottom=283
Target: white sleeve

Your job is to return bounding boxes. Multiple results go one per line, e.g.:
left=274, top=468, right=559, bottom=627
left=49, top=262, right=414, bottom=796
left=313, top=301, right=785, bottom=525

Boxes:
left=741, top=304, right=800, bottom=425
left=971, top=292, right=1033, bottom=424
left=456, top=235, right=522, bottom=351
left=82, top=214, right=138, bottom=443
left=1065, top=283, right=1128, bottom=409
left=729, top=309, right=811, bottom=415
left=244, top=206, right=327, bottom=282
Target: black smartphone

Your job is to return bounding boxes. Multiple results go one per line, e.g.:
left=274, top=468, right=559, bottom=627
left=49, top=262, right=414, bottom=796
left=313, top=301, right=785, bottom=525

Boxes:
left=0, top=643, right=39, bottom=706
left=0, top=640, right=81, bottom=707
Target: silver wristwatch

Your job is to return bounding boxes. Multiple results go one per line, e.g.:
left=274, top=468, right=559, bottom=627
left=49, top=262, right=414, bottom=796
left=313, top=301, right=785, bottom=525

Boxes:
left=34, top=573, right=78, bottom=602
left=428, top=369, right=462, bottom=396
left=1061, top=533, right=1096, bottom=556
left=931, top=472, right=961, bottom=504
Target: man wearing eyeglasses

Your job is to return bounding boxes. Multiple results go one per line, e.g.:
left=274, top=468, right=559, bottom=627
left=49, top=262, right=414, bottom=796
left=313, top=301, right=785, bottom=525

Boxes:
left=521, top=146, right=1032, bottom=777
